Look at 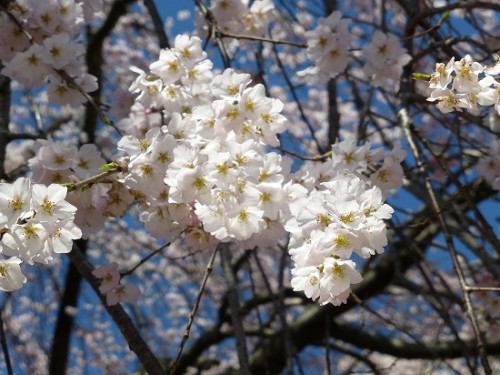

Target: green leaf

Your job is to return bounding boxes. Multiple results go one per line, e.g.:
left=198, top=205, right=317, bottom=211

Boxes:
left=437, top=11, right=449, bottom=25
left=61, top=182, right=75, bottom=190
left=412, top=73, right=431, bottom=81
left=101, top=115, right=114, bottom=125
left=99, top=162, right=119, bottom=172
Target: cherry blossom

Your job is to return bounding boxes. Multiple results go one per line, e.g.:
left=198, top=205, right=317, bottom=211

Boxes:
left=0, top=257, right=27, bottom=292
left=362, top=31, right=411, bottom=89
left=298, top=11, right=351, bottom=80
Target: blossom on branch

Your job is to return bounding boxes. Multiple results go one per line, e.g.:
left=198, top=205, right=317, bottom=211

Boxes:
left=0, top=178, right=81, bottom=289
left=287, top=136, right=403, bottom=305
left=92, top=262, right=141, bottom=306
left=298, top=11, right=351, bottom=81
left=362, top=31, right=411, bottom=90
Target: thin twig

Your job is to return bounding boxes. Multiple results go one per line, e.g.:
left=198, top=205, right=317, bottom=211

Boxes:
left=65, top=167, right=122, bottom=192
left=194, top=0, right=231, bottom=68
left=121, top=230, right=195, bottom=277
left=414, top=262, right=476, bottom=373
left=271, top=42, right=324, bottom=153
left=169, top=244, right=219, bottom=375
left=54, top=69, right=121, bottom=135
left=278, top=146, right=331, bottom=161
left=399, top=107, right=492, bottom=375
left=0, top=5, right=33, bottom=43
left=350, top=292, right=443, bottom=361
left=326, top=340, right=382, bottom=375
left=465, top=286, right=500, bottom=292
left=219, top=31, right=306, bottom=48
left=414, top=130, right=500, bottom=257
left=121, top=241, right=172, bottom=277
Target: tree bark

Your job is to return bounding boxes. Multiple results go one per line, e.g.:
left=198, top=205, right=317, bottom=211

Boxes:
left=0, top=67, right=11, bottom=181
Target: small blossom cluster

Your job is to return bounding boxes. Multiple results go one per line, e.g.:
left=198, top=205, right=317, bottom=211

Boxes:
left=0, top=0, right=97, bottom=106
left=286, top=136, right=405, bottom=305
left=427, top=55, right=500, bottom=118
left=92, top=262, right=141, bottom=306
left=204, top=0, right=275, bottom=37
left=298, top=11, right=351, bottom=80
left=362, top=31, right=411, bottom=89
left=298, top=12, right=411, bottom=89
left=426, top=56, right=500, bottom=191
left=119, top=35, right=295, bottom=246
left=27, top=141, right=130, bottom=238
left=0, top=178, right=81, bottom=291
left=129, top=34, right=213, bottom=112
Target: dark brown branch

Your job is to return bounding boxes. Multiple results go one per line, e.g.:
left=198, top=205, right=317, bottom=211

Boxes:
left=316, top=340, right=382, bottom=375
left=0, top=66, right=10, bottom=181
left=327, top=79, right=340, bottom=146
left=220, top=244, right=250, bottom=374
left=324, top=0, right=340, bottom=147
left=84, top=0, right=135, bottom=142
left=49, top=239, right=88, bottom=375
left=67, top=243, right=164, bottom=375
left=0, top=309, right=13, bottom=375
left=143, top=0, right=170, bottom=49
left=329, top=321, right=500, bottom=360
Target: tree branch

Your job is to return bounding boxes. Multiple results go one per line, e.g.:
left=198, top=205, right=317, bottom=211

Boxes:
left=67, top=243, right=164, bottom=375
left=0, top=66, right=10, bottom=181
left=143, top=0, right=170, bottom=49
left=329, top=320, right=500, bottom=360
left=220, top=244, right=250, bottom=374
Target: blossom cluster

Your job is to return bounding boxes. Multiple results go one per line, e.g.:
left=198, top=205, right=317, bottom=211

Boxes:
left=92, top=262, right=141, bottom=306
left=0, top=0, right=97, bottom=106
left=19, top=33, right=404, bottom=306
left=116, top=34, right=297, bottom=248
left=299, top=11, right=411, bottom=89
left=0, top=178, right=81, bottom=291
left=202, top=0, right=275, bottom=37
left=97, top=34, right=404, bottom=305
left=299, top=11, right=351, bottom=80
left=426, top=56, right=500, bottom=191
left=26, top=141, right=128, bottom=238
left=286, top=136, right=405, bottom=305
left=427, top=55, right=500, bottom=118
left=361, top=31, right=411, bottom=89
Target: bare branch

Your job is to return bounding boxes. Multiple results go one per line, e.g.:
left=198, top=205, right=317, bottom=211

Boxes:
left=169, top=244, right=219, bottom=375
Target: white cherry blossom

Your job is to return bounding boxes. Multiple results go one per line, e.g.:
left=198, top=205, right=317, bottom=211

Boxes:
left=0, top=257, right=27, bottom=292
